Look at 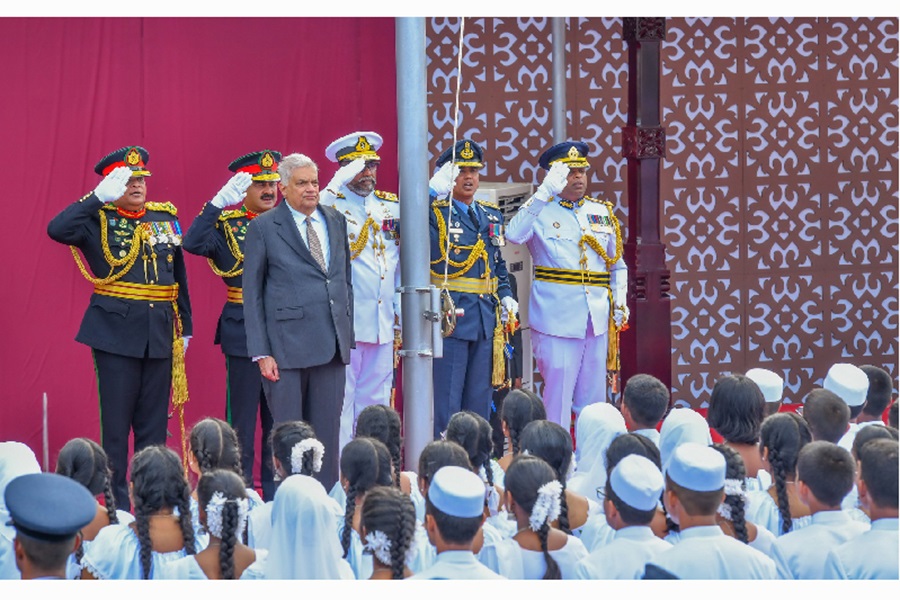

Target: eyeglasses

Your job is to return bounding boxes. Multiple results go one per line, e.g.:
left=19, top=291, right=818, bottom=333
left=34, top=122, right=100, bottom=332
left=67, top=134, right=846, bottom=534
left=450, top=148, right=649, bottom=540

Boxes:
left=340, top=160, right=380, bottom=171
left=596, top=487, right=606, bottom=501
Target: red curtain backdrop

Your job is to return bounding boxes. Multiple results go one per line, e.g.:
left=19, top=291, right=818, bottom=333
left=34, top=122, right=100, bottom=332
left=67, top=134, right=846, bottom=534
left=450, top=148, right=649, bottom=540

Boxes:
left=0, top=17, right=398, bottom=469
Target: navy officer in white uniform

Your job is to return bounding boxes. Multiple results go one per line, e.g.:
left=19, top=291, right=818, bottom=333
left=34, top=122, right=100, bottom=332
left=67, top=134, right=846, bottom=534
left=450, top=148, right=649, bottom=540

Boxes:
left=319, top=132, right=401, bottom=451
left=506, top=141, right=628, bottom=432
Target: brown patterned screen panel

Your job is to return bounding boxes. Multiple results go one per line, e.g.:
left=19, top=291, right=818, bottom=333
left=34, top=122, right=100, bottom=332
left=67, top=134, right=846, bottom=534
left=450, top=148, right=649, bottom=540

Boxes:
left=426, top=17, right=898, bottom=409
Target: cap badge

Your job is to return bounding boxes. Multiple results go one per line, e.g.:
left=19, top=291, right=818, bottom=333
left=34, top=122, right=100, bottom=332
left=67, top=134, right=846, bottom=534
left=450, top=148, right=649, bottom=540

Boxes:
left=260, top=152, right=275, bottom=169
left=567, top=146, right=581, bottom=160
left=460, top=142, right=475, bottom=160
left=126, top=148, right=142, bottom=166
left=356, top=136, right=371, bottom=152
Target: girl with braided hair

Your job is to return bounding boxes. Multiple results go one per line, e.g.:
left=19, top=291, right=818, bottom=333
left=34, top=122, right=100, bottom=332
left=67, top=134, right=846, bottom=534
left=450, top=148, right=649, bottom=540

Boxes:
left=81, top=445, right=196, bottom=579
left=156, top=469, right=266, bottom=579
left=55, top=437, right=134, bottom=578
left=498, top=389, right=546, bottom=472
left=480, top=454, right=588, bottom=578
left=519, top=420, right=599, bottom=537
left=247, top=420, right=327, bottom=550
left=360, top=485, right=418, bottom=579
left=711, top=443, right=777, bottom=555
left=339, top=436, right=393, bottom=578
left=745, top=412, right=813, bottom=536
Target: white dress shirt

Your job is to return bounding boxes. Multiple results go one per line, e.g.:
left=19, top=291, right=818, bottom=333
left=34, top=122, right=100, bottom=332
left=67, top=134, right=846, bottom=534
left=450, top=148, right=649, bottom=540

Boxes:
left=575, top=525, right=672, bottom=580
left=650, top=525, right=777, bottom=579
left=285, top=203, right=330, bottom=269
left=823, top=517, right=898, bottom=579
left=771, top=509, right=870, bottom=579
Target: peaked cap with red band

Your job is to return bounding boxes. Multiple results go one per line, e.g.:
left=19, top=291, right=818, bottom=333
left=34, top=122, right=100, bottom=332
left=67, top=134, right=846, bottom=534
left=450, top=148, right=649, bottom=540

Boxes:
left=94, top=146, right=151, bottom=177
left=228, top=150, right=282, bottom=181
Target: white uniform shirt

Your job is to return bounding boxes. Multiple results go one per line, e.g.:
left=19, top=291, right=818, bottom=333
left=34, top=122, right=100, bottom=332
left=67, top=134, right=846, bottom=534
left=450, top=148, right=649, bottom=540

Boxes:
left=650, top=525, right=777, bottom=579
left=506, top=195, right=626, bottom=338
left=320, top=186, right=400, bottom=344
left=771, top=509, right=870, bottom=579
left=479, top=534, right=588, bottom=579
left=822, top=518, right=899, bottom=580
left=574, top=525, right=672, bottom=580
left=408, top=549, right=506, bottom=580
left=745, top=488, right=814, bottom=536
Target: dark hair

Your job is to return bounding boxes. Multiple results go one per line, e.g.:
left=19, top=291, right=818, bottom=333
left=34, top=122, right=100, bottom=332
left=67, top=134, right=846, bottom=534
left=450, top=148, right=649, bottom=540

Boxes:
left=665, top=475, right=723, bottom=517
left=859, top=365, right=894, bottom=417
left=445, top=411, right=495, bottom=488
left=760, top=412, right=812, bottom=534
left=355, top=405, right=403, bottom=488
left=425, top=496, right=483, bottom=545
left=339, top=437, right=393, bottom=558
left=417, top=440, right=472, bottom=486
left=796, top=441, right=855, bottom=507
left=197, top=469, right=247, bottom=580
left=269, top=421, right=319, bottom=476
left=851, top=424, right=899, bottom=460
left=710, top=444, right=749, bottom=544
left=604, top=479, right=657, bottom=527
left=519, top=420, right=573, bottom=534
left=17, top=536, right=74, bottom=573
left=803, top=389, right=851, bottom=443
left=500, top=389, right=546, bottom=455
left=858, top=439, right=899, bottom=508
left=623, top=374, right=669, bottom=428
left=504, top=455, right=562, bottom=579
left=130, top=446, right=196, bottom=579
left=606, top=432, right=662, bottom=473
left=189, top=417, right=242, bottom=476
left=889, top=402, right=898, bottom=429
left=707, top=374, right=766, bottom=444
left=361, top=486, right=416, bottom=580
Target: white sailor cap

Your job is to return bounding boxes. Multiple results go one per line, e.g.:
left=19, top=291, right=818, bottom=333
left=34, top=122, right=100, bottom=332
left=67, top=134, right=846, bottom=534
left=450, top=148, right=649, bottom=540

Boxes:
left=324, top=131, right=383, bottom=163
left=428, top=465, right=485, bottom=518
left=609, top=454, right=664, bottom=511
left=745, top=368, right=784, bottom=405
left=665, top=442, right=725, bottom=492
left=823, top=363, right=869, bottom=408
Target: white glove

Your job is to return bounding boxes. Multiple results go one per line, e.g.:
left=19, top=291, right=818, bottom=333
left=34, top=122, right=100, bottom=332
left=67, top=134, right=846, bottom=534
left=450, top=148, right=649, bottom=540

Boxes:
left=326, top=157, right=367, bottom=193
left=613, top=306, right=629, bottom=328
left=500, top=297, right=519, bottom=323
left=534, top=162, right=570, bottom=202
left=211, top=172, right=253, bottom=209
left=182, top=336, right=191, bottom=354
left=429, top=162, right=460, bottom=197
left=93, top=166, right=132, bottom=203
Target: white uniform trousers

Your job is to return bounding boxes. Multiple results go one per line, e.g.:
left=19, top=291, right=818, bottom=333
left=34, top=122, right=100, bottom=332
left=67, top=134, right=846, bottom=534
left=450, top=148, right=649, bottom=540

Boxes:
left=339, top=341, right=394, bottom=453
left=533, top=318, right=608, bottom=432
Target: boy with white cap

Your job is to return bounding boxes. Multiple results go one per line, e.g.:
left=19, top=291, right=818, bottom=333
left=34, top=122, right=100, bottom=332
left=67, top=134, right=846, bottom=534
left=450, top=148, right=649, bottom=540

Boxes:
left=770, top=441, right=869, bottom=579
left=823, top=363, right=869, bottom=452
left=410, top=465, right=506, bottom=579
left=574, top=454, right=671, bottom=579
left=648, top=443, right=777, bottom=579
left=745, top=367, right=784, bottom=417
left=319, top=132, right=401, bottom=452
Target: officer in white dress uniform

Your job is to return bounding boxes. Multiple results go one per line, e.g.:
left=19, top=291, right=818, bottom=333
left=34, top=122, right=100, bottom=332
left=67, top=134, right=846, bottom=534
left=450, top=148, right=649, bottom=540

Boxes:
left=506, top=141, right=628, bottom=431
left=823, top=363, right=869, bottom=452
left=319, top=132, right=401, bottom=452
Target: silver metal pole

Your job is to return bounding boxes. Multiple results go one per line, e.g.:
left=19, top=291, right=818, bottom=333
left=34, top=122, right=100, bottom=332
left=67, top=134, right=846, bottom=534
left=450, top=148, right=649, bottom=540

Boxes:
left=551, top=17, right=567, bottom=143
left=396, top=17, right=434, bottom=472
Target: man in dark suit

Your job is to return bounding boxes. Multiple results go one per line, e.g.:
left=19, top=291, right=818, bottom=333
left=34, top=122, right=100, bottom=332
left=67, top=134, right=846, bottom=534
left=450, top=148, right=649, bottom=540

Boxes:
left=47, top=146, right=192, bottom=511
left=182, top=150, right=280, bottom=500
left=242, top=152, right=354, bottom=488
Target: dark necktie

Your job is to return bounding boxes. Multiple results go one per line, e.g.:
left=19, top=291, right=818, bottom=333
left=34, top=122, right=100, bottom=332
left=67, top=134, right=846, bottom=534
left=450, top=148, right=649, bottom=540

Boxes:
left=467, top=204, right=480, bottom=230
left=306, top=217, right=327, bottom=272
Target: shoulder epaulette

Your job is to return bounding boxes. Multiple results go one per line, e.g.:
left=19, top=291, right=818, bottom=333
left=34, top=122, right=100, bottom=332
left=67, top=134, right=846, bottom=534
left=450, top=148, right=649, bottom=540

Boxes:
left=99, top=202, right=116, bottom=211
left=218, top=208, right=244, bottom=221
left=145, top=201, right=178, bottom=216
left=79, top=193, right=94, bottom=203
left=432, top=199, right=450, bottom=208
left=374, top=190, right=399, bottom=202
left=585, top=196, right=615, bottom=208
left=476, top=199, right=500, bottom=210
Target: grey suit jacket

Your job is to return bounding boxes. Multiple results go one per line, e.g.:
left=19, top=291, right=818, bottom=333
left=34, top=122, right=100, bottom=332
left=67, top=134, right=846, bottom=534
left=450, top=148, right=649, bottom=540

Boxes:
left=243, top=200, right=354, bottom=369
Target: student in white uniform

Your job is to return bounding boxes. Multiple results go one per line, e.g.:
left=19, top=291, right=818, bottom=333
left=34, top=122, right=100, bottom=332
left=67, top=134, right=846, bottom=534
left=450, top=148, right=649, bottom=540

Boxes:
left=842, top=424, right=898, bottom=518
left=81, top=446, right=198, bottom=579
left=480, top=455, right=588, bottom=578
left=264, top=473, right=354, bottom=579
left=771, top=441, right=870, bottom=579
left=823, top=363, right=869, bottom=452
left=575, top=454, right=671, bottom=579
left=856, top=365, right=895, bottom=432
left=0, top=441, right=41, bottom=580
left=657, top=407, right=713, bottom=470
left=338, top=437, right=393, bottom=578
left=497, top=389, right=547, bottom=473
left=824, top=438, right=898, bottom=579
left=745, top=412, right=813, bottom=536
left=409, top=466, right=506, bottom=580
left=520, top=420, right=600, bottom=536
left=706, top=374, right=768, bottom=492
left=804, top=389, right=851, bottom=444
left=247, top=421, right=328, bottom=550
left=568, top=402, right=626, bottom=501
left=359, top=485, right=418, bottom=579
left=157, top=470, right=266, bottom=579
left=746, top=367, right=785, bottom=418
left=649, top=443, right=777, bottom=579
left=710, top=443, right=777, bottom=556
left=620, top=373, right=669, bottom=447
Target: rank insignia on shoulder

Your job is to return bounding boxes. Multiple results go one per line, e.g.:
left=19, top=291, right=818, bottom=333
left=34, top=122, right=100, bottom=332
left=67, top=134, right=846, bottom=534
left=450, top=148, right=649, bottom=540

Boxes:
left=476, top=199, right=499, bottom=210
left=145, top=201, right=178, bottom=216
left=375, top=190, right=399, bottom=202
left=432, top=199, right=450, bottom=208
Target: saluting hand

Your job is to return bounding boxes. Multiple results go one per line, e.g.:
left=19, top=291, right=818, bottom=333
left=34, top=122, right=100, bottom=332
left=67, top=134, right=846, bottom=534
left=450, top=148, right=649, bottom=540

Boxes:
left=93, top=166, right=132, bottom=203
left=325, top=157, right=366, bottom=193
left=428, top=162, right=460, bottom=198
left=534, top=162, right=570, bottom=202
left=211, top=172, right=253, bottom=208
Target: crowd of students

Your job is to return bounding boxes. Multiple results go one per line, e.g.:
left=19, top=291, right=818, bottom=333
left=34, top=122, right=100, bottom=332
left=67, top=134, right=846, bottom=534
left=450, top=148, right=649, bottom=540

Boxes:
left=0, top=362, right=897, bottom=580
